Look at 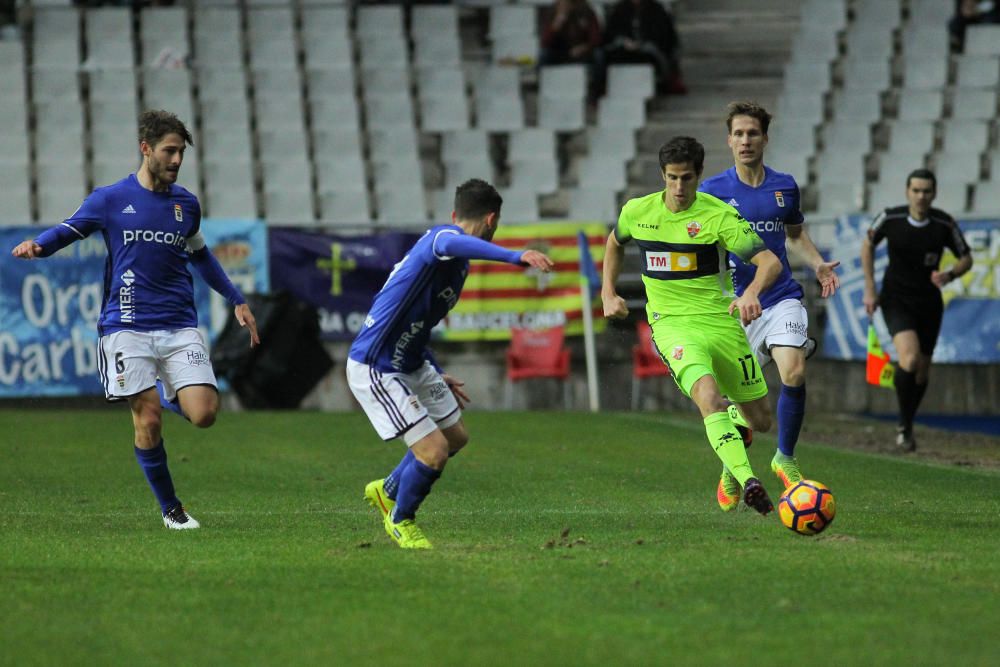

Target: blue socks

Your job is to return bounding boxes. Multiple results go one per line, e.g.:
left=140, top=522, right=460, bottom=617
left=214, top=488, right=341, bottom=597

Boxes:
left=156, top=379, right=187, bottom=421
left=777, top=383, right=806, bottom=456
left=384, top=450, right=414, bottom=501
left=134, top=440, right=180, bottom=514
left=393, top=458, right=441, bottom=522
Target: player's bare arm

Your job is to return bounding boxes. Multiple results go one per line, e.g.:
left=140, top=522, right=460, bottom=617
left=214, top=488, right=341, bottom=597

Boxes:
left=520, top=249, right=554, bottom=272
left=234, top=303, right=261, bottom=348
left=600, top=232, right=628, bottom=319
left=860, top=236, right=878, bottom=315
left=11, top=241, right=43, bottom=259
left=931, top=253, right=973, bottom=288
left=786, top=224, right=840, bottom=298
left=730, top=249, right=781, bottom=325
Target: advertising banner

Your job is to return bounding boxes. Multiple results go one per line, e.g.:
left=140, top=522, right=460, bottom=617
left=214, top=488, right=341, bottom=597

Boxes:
left=0, top=220, right=268, bottom=397
left=822, top=215, right=1000, bottom=363
left=268, top=228, right=421, bottom=341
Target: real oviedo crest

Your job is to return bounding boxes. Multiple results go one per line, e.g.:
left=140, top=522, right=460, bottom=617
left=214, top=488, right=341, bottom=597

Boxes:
left=686, top=221, right=701, bottom=238
left=774, top=191, right=785, bottom=208
left=174, top=203, right=183, bottom=222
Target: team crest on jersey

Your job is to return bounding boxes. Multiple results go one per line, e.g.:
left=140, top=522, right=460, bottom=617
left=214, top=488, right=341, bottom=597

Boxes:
left=774, top=191, right=785, bottom=208
left=174, top=203, right=183, bottom=222
left=686, top=221, right=701, bottom=238
left=116, top=374, right=125, bottom=389
left=672, top=346, right=684, bottom=360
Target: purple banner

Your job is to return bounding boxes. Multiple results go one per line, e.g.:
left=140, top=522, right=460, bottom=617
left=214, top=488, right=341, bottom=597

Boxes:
left=268, top=228, right=420, bottom=341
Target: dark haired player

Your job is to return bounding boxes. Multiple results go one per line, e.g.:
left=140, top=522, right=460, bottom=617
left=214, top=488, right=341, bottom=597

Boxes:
left=350, top=179, right=553, bottom=549
left=11, top=110, right=259, bottom=529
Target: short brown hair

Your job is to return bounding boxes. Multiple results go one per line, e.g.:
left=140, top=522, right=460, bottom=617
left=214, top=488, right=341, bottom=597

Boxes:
left=454, top=178, right=503, bottom=220
left=138, top=110, right=194, bottom=147
left=658, top=136, right=705, bottom=174
left=725, top=100, right=772, bottom=135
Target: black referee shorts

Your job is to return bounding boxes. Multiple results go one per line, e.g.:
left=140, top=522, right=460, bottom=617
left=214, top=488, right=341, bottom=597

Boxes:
left=880, top=291, right=944, bottom=356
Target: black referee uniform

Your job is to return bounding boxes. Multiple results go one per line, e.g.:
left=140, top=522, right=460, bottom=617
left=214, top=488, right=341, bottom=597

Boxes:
left=867, top=205, right=971, bottom=355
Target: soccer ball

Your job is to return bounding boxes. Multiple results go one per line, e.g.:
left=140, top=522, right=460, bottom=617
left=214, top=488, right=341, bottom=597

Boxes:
left=777, top=480, right=836, bottom=536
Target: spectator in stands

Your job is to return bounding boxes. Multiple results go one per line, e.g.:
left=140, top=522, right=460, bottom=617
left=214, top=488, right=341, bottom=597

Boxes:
left=594, top=0, right=685, bottom=97
left=949, top=0, right=1000, bottom=52
left=861, top=169, right=974, bottom=451
left=0, top=0, right=16, bottom=33
left=539, top=0, right=602, bottom=67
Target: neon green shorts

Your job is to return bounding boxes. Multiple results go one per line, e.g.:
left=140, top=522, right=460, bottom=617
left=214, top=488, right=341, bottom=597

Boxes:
left=650, top=313, right=768, bottom=402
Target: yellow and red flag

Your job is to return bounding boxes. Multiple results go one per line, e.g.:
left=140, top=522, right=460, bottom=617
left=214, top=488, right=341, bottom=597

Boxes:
left=437, top=222, right=607, bottom=341
left=865, top=324, right=895, bottom=388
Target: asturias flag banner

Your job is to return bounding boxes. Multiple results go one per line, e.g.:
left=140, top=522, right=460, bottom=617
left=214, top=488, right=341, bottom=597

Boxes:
left=436, top=222, right=607, bottom=341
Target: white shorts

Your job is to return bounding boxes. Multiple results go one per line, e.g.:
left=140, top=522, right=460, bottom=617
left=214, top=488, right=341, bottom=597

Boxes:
left=98, top=328, right=218, bottom=402
left=743, top=298, right=814, bottom=368
left=346, top=358, right=462, bottom=446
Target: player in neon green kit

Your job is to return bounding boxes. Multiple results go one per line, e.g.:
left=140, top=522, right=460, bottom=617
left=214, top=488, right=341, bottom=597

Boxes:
left=602, top=136, right=783, bottom=514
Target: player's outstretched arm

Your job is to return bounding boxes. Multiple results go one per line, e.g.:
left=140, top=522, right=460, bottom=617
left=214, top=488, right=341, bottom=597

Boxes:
left=12, top=220, right=90, bottom=260
left=601, top=232, right=628, bottom=319
left=11, top=241, right=43, bottom=259
left=234, top=303, right=260, bottom=348
left=434, top=232, right=553, bottom=271
left=786, top=225, right=840, bottom=298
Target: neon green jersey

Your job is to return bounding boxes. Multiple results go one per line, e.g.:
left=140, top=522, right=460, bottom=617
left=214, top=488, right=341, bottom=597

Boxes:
left=614, top=190, right=767, bottom=317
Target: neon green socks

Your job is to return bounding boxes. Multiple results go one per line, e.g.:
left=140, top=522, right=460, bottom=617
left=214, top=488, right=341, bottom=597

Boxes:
left=704, top=412, right=755, bottom=485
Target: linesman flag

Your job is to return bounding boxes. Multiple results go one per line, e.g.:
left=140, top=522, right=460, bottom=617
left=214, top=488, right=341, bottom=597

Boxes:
left=865, top=324, right=895, bottom=388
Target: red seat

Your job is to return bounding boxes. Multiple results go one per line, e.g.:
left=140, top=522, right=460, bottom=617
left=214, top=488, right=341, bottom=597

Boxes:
left=504, top=325, right=571, bottom=408
left=631, top=320, right=671, bottom=410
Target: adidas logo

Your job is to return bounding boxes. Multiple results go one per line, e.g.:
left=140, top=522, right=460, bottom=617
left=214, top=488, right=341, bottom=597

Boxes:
left=121, top=204, right=136, bottom=214
left=727, top=198, right=739, bottom=207
left=121, top=269, right=135, bottom=286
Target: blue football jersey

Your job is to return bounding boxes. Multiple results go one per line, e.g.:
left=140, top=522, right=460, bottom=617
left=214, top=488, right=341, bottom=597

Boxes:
left=61, top=174, right=202, bottom=335
left=699, top=166, right=804, bottom=309
left=349, top=225, right=473, bottom=374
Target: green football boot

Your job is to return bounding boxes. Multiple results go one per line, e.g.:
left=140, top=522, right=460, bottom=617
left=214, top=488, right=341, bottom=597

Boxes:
left=364, top=479, right=395, bottom=520
left=384, top=512, right=433, bottom=550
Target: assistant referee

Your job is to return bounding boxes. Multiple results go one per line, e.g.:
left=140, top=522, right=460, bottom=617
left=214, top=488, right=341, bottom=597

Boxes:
left=861, top=168, right=973, bottom=451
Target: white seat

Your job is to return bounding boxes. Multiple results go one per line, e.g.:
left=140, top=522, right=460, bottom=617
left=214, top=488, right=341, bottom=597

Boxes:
left=318, top=189, right=371, bottom=224
left=567, top=187, right=619, bottom=222
left=965, top=25, right=1000, bottom=56
left=782, top=62, right=831, bottom=93
left=540, top=65, right=587, bottom=100
left=896, top=89, right=943, bottom=121
left=941, top=120, right=989, bottom=153
left=261, top=159, right=312, bottom=190
left=442, top=130, right=490, bottom=162
left=508, top=128, right=555, bottom=162
left=205, top=186, right=258, bottom=220
left=315, top=155, right=367, bottom=193
left=302, top=32, right=352, bottom=68
left=416, top=67, right=465, bottom=98
left=372, top=156, right=424, bottom=192
left=414, top=39, right=462, bottom=68
left=444, top=154, right=494, bottom=189
left=192, top=8, right=242, bottom=66
left=87, top=68, right=137, bottom=103
left=200, top=97, right=252, bottom=135
left=84, top=8, right=134, bottom=69
left=777, top=91, right=825, bottom=125
left=902, top=58, right=948, bottom=90
left=588, top=126, right=637, bottom=161
left=255, top=96, right=305, bottom=131
left=971, top=180, right=1000, bottom=215
left=306, top=67, right=356, bottom=99
left=0, top=42, right=25, bottom=70
left=360, top=40, right=409, bottom=69
left=537, top=96, right=584, bottom=131
left=842, top=58, right=891, bottom=92
left=312, top=126, right=363, bottom=159
left=767, top=148, right=810, bottom=185
left=32, top=69, right=81, bottom=101
left=933, top=151, right=982, bottom=184
left=38, top=185, right=89, bottom=224
left=91, top=158, right=139, bottom=186
left=853, top=0, right=901, bottom=28
left=607, top=64, right=654, bottom=99
left=301, top=6, right=349, bottom=42
left=368, top=125, right=419, bottom=162
left=140, top=7, right=188, bottom=67
left=357, top=5, right=404, bottom=40
left=263, top=187, right=314, bottom=224
left=576, top=155, right=627, bottom=191
left=988, top=151, right=1000, bottom=180
left=365, top=92, right=415, bottom=129
left=202, top=159, right=255, bottom=194
left=492, top=33, right=539, bottom=64
left=767, top=120, right=816, bottom=155
left=247, top=9, right=298, bottom=70
left=420, top=93, right=469, bottom=132
left=950, top=88, right=998, bottom=120
left=375, top=185, right=429, bottom=226
left=596, top=96, right=646, bottom=129
left=252, top=68, right=302, bottom=97
left=0, top=186, right=32, bottom=225
left=476, top=95, right=524, bottom=131
left=867, top=181, right=905, bottom=214
left=908, top=0, right=954, bottom=23
left=813, top=152, right=866, bottom=186
left=0, top=162, right=31, bottom=192
left=790, top=28, right=839, bottom=64
left=900, top=25, right=950, bottom=63
left=32, top=8, right=81, bottom=68
left=496, top=188, right=539, bottom=222
left=886, top=120, right=936, bottom=155
left=412, top=5, right=459, bottom=43
left=844, top=29, right=894, bottom=63
left=475, top=66, right=521, bottom=98
left=142, top=69, right=193, bottom=120
left=430, top=188, right=454, bottom=221
left=878, top=160, right=926, bottom=189
left=363, top=67, right=410, bottom=96
left=931, top=185, right=969, bottom=214
left=258, top=126, right=309, bottom=158
left=197, top=67, right=247, bottom=101
left=309, top=93, right=360, bottom=131
left=814, top=182, right=865, bottom=216
left=955, top=55, right=1000, bottom=88
left=509, top=158, right=558, bottom=193
left=823, top=121, right=872, bottom=154
left=800, top=0, right=847, bottom=31
left=834, top=90, right=882, bottom=123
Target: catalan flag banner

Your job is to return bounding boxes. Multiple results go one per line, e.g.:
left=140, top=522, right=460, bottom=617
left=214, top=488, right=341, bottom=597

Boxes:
left=436, top=222, right=608, bottom=341
left=865, top=324, right=895, bottom=388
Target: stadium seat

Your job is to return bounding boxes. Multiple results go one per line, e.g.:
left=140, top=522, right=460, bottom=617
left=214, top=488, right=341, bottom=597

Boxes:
left=412, top=5, right=459, bottom=43
left=430, top=188, right=454, bottom=221
left=900, top=25, right=950, bottom=63
left=833, top=90, right=882, bottom=123
left=508, top=128, right=556, bottom=162
left=201, top=97, right=252, bottom=137
left=496, top=188, right=540, bottom=222
left=964, top=25, right=1000, bottom=56
left=909, top=0, right=954, bottom=23
left=310, top=93, right=362, bottom=130
left=587, top=126, right=637, bottom=161
left=970, top=180, right=1000, bottom=215
left=364, top=92, right=415, bottom=129
left=357, top=5, right=404, bottom=40
left=767, top=119, right=816, bottom=156
left=302, top=31, right=352, bottom=69
left=255, top=95, right=306, bottom=132
left=814, top=182, right=864, bottom=216
left=0, top=162, right=31, bottom=194
left=538, top=96, right=584, bottom=131
left=420, top=93, right=470, bottom=132
left=607, top=65, right=654, bottom=100
left=315, top=155, right=367, bottom=194
left=895, top=89, right=944, bottom=121
left=823, top=121, right=872, bottom=154
left=867, top=181, right=905, bottom=214
left=854, top=0, right=902, bottom=28
left=475, top=94, right=525, bottom=131
left=312, top=126, right=363, bottom=161
left=799, top=0, right=847, bottom=32
left=258, top=126, right=309, bottom=160
left=595, top=96, right=646, bottom=129
left=261, top=159, right=312, bottom=192
left=566, top=187, right=619, bottom=223
left=777, top=91, right=825, bottom=126
left=844, top=29, right=894, bottom=64
left=247, top=7, right=297, bottom=70
left=766, top=149, right=809, bottom=186
left=139, top=6, right=188, bottom=67
left=950, top=88, right=998, bottom=120
left=0, top=186, right=32, bottom=225
left=782, top=62, right=832, bottom=93
left=789, top=28, right=839, bottom=64
left=263, top=187, right=314, bottom=224
left=955, top=56, right=1000, bottom=88
left=416, top=67, right=465, bottom=99
left=91, top=159, right=138, bottom=186
left=842, top=58, right=891, bottom=92
left=540, top=65, right=587, bottom=101
left=32, top=8, right=81, bottom=68
left=84, top=8, right=134, bottom=69
left=576, top=156, right=627, bottom=191
left=631, top=320, right=671, bottom=411
left=941, top=120, right=989, bottom=154
left=360, top=39, right=409, bottom=69
left=368, top=125, right=419, bottom=163
left=363, top=67, right=411, bottom=96
left=503, top=325, right=571, bottom=410
left=306, top=67, right=356, bottom=98
left=414, top=39, right=462, bottom=68
left=142, top=69, right=194, bottom=124
left=901, top=58, right=948, bottom=90
left=32, top=68, right=81, bottom=101
left=930, top=184, right=969, bottom=213
left=252, top=68, right=302, bottom=98
left=87, top=69, right=138, bottom=104
left=933, top=152, right=982, bottom=184
left=375, top=184, right=429, bottom=226
left=444, top=154, right=494, bottom=189
left=318, top=189, right=372, bottom=225
left=192, top=8, right=242, bottom=66
left=205, top=186, right=258, bottom=220
left=509, top=158, right=559, bottom=194
left=442, top=130, right=490, bottom=163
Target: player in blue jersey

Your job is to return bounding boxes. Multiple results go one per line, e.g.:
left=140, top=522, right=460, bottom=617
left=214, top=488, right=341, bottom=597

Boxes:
left=11, top=110, right=260, bottom=530
left=699, top=101, right=840, bottom=510
left=349, top=179, right=554, bottom=549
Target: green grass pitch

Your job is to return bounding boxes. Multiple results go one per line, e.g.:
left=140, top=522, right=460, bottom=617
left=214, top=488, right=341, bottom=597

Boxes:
left=2, top=409, right=997, bottom=666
